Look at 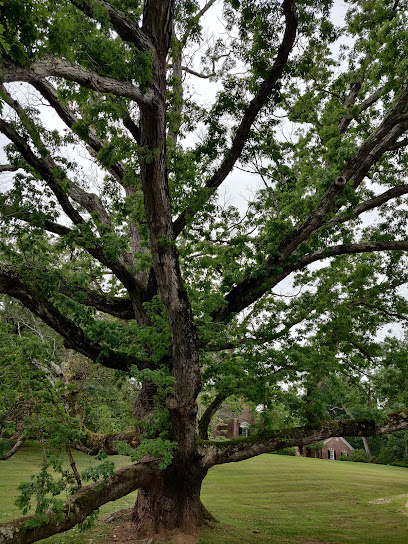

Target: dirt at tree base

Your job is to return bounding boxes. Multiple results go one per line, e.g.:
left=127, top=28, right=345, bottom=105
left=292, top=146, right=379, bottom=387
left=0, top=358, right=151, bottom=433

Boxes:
left=101, top=519, right=199, bottom=544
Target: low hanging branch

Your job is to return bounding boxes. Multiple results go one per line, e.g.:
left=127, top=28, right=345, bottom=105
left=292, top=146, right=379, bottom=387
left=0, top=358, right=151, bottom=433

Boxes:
left=0, top=437, right=25, bottom=461
left=0, top=460, right=158, bottom=544
left=73, top=430, right=138, bottom=456
left=202, top=409, right=408, bottom=467
left=3, top=410, right=408, bottom=544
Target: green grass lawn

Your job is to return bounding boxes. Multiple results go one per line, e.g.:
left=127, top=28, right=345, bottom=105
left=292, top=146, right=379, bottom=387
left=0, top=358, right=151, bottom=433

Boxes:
left=1, top=443, right=408, bottom=543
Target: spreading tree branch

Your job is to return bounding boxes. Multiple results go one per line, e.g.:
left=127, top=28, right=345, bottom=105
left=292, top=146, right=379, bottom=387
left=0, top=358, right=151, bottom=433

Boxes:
left=274, top=88, right=408, bottom=265
left=59, top=283, right=135, bottom=320
left=0, top=113, right=151, bottom=315
left=1, top=57, right=154, bottom=107
left=338, top=82, right=384, bottom=134
left=31, top=79, right=126, bottom=183
left=0, top=164, right=18, bottom=172
left=0, top=436, right=25, bottom=461
left=0, top=200, right=148, bottom=312
left=1, top=85, right=113, bottom=228
left=69, top=0, right=154, bottom=54
left=198, top=392, right=230, bottom=440
left=329, top=184, right=408, bottom=224
left=173, top=0, right=298, bottom=235
left=179, top=65, right=216, bottom=79
left=202, top=409, right=408, bottom=467
left=212, top=240, right=408, bottom=322
left=210, top=85, right=408, bottom=322
left=0, top=265, right=149, bottom=371
left=387, top=136, right=408, bottom=151
left=0, top=204, right=72, bottom=236
left=0, top=118, right=85, bottom=226
left=73, top=430, right=138, bottom=456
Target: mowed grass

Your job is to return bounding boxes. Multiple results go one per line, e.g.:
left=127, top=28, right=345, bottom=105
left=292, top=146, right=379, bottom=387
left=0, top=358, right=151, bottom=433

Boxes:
left=201, top=455, right=408, bottom=544
left=1, top=443, right=408, bottom=543
left=0, top=441, right=137, bottom=544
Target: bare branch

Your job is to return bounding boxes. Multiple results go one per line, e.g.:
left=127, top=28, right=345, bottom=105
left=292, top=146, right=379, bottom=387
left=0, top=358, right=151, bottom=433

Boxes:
left=0, top=164, right=18, bottom=172
left=168, top=64, right=215, bottom=79
left=0, top=460, right=158, bottom=544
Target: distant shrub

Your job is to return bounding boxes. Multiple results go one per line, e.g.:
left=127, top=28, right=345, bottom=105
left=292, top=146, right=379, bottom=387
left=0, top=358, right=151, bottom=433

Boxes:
left=347, top=449, right=371, bottom=463
left=342, top=449, right=379, bottom=464
left=391, top=457, right=408, bottom=468
left=273, top=447, right=297, bottom=456
left=368, top=456, right=379, bottom=464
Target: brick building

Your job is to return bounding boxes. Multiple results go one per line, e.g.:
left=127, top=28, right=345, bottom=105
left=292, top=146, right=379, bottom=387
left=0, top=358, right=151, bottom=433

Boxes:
left=297, top=437, right=354, bottom=460
left=214, top=405, right=255, bottom=438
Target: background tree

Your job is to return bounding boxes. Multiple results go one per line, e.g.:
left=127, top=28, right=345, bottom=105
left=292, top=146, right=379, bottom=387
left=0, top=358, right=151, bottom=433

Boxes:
left=1, top=0, right=408, bottom=542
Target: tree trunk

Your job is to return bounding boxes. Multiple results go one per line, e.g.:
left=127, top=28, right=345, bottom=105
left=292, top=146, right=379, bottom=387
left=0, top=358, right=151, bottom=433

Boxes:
left=132, top=461, right=210, bottom=536
left=362, top=436, right=371, bottom=456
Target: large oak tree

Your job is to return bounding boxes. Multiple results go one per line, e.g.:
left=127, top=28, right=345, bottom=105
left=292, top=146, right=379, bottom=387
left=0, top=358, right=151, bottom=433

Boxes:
left=1, top=0, right=408, bottom=541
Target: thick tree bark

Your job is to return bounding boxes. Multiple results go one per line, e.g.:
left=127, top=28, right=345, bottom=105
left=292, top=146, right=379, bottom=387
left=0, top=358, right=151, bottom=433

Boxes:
left=138, top=0, right=201, bottom=460
left=118, top=0, right=203, bottom=534
left=132, top=461, right=209, bottom=536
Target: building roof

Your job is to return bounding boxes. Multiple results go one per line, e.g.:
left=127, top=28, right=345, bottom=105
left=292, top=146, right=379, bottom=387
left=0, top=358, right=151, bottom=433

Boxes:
left=323, top=437, right=354, bottom=450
